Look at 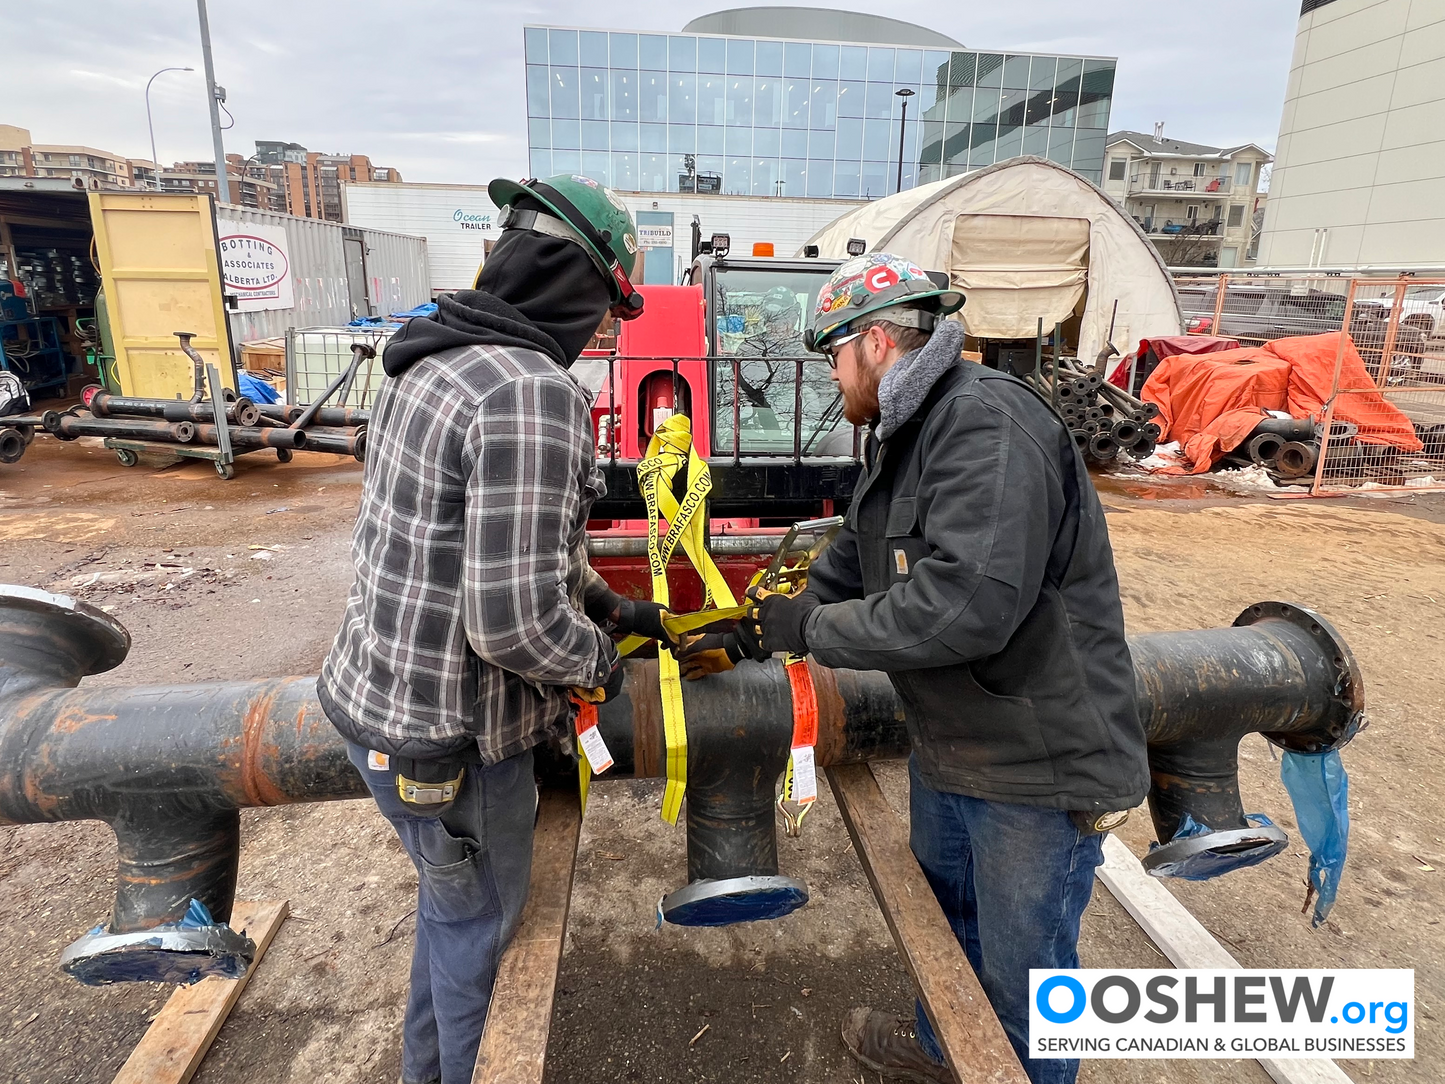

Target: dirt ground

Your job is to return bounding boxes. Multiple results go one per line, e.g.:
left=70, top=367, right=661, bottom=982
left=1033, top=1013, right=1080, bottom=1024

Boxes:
left=0, top=435, right=1441, bottom=1084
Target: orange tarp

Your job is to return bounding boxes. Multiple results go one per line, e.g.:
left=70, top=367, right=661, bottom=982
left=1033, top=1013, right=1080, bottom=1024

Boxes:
left=1141, top=348, right=1289, bottom=473
left=1140, top=332, right=1422, bottom=473
left=1268, top=333, right=1422, bottom=452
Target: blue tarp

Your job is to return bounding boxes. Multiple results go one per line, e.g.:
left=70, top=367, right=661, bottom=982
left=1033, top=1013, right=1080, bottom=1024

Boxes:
left=237, top=371, right=281, bottom=404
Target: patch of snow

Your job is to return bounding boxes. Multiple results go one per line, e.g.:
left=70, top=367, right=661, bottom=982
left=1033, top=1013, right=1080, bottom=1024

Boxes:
left=1211, top=464, right=1284, bottom=491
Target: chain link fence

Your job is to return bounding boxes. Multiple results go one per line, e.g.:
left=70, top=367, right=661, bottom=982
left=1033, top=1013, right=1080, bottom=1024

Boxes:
left=1171, top=272, right=1445, bottom=493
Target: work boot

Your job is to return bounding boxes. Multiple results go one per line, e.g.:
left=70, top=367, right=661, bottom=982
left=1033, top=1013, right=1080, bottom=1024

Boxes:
left=840, top=1007, right=955, bottom=1083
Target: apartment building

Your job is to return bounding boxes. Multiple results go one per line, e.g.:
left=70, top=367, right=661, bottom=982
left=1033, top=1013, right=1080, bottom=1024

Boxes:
left=253, top=142, right=403, bottom=221
left=0, top=124, right=137, bottom=187
left=1101, top=126, right=1271, bottom=268
left=161, top=158, right=281, bottom=211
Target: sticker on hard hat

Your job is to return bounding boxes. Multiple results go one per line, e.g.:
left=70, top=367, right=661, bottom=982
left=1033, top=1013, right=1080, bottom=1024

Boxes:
left=623, top=233, right=637, bottom=254
left=865, top=266, right=900, bottom=292
left=605, top=188, right=629, bottom=212
left=572, top=175, right=600, bottom=188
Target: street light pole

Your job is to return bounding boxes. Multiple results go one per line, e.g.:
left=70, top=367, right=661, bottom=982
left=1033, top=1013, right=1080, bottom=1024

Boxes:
left=195, top=0, right=234, bottom=203
left=145, top=67, right=194, bottom=191
left=894, top=87, right=915, bottom=195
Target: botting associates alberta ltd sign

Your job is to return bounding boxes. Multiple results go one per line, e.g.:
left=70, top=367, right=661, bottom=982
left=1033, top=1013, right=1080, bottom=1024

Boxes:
left=218, top=222, right=293, bottom=312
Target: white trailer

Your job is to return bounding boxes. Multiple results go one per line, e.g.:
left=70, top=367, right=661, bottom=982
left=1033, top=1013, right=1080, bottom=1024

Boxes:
left=342, top=181, right=498, bottom=295
left=343, top=179, right=869, bottom=294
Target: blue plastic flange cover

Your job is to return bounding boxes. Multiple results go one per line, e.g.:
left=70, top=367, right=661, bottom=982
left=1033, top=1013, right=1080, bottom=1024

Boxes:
left=1144, top=813, right=1288, bottom=881
left=59, top=899, right=256, bottom=986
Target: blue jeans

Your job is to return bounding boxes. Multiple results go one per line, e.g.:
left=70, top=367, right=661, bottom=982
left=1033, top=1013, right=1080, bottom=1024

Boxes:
left=347, top=741, right=536, bottom=1084
left=908, top=756, right=1104, bottom=1084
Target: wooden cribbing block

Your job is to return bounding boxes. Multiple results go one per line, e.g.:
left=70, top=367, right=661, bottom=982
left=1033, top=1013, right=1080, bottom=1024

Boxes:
left=827, top=763, right=1029, bottom=1084
left=1097, top=835, right=1354, bottom=1084
left=473, top=788, right=583, bottom=1084
left=112, top=899, right=290, bottom=1084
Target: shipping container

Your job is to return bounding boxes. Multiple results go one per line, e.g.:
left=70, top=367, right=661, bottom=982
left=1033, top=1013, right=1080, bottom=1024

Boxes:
left=0, top=182, right=429, bottom=401
left=341, top=180, right=867, bottom=293
left=215, top=204, right=429, bottom=343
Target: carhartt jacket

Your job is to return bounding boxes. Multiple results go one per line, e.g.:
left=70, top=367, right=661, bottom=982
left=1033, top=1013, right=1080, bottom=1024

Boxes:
left=318, top=340, right=616, bottom=763
left=801, top=324, right=1149, bottom=811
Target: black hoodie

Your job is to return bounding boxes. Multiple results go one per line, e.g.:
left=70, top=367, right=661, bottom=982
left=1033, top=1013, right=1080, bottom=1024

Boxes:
left=382, top=225, right=611, bottom=376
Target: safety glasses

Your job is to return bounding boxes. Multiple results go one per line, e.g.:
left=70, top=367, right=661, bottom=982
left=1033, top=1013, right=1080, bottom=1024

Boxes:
left=822, top=331, right=863, bottom=369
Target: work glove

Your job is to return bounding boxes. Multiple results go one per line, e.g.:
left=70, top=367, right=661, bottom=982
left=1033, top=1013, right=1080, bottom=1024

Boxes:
left=586, top=587, right=677, bottom=649
left=676, top=631, right=748, bottom=681
left=734, top=586, right=820, bottom=661
left=613, top=598, right=676, bottom=648
left=570, top=658, right=627, bottom=704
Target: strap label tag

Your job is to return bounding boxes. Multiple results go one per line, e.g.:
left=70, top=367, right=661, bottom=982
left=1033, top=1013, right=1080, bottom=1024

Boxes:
left=789, top=745, right=817, bottom=804
left=577, top=716, right=614, bottom=775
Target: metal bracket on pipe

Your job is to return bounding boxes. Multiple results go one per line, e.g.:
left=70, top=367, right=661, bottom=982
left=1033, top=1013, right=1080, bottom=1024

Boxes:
left=205, top=363, right=233, bottom=470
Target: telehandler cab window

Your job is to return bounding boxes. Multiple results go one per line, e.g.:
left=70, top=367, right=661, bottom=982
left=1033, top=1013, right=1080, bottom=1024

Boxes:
left=710, top=266, right=852, bottom=458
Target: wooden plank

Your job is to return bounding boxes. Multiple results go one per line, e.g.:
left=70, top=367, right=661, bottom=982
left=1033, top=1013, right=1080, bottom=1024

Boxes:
left=113, top=899, right=290, bottom=1084
left=827, top=763, right=1029, bottom=1084
left=472, top=787, right=583, bottom=1084
left=1098, top=834, right=1354, bottom=1084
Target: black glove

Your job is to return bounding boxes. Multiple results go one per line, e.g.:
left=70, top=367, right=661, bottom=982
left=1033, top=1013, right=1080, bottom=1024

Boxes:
left=735, top=588, right=820, bottom=661
left=584, top=584, right=675, bottom=648
left=615, top=598, right=674, bottom=647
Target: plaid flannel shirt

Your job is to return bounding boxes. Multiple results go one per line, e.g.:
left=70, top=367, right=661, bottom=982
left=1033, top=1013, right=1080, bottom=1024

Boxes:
left=318, top=342, right=617, bottom=764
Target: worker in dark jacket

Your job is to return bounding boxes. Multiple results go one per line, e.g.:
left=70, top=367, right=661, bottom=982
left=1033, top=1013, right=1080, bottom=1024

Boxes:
left=680, top=253, right=1148, bottom=1084
left=319, top=175, right=668, bottom=1084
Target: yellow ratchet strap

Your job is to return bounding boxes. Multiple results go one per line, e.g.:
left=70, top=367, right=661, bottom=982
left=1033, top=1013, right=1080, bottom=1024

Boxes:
left=634, top=414, right=737, bottom=825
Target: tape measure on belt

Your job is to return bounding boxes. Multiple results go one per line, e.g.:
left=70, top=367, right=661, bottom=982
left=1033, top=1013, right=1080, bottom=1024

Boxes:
left=779, top=653, right=819, bottom=837
left=632, top=413, right=737, bottom=826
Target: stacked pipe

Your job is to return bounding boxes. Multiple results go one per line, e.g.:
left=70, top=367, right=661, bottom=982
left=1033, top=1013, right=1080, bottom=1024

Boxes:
left=39, top=387, right=368, bottom=464
left=1231, top=418, right=1399, bottom=483
left=1026, top=357, right=1162, bottom=466
left=254, top=403, right=369, bottom=461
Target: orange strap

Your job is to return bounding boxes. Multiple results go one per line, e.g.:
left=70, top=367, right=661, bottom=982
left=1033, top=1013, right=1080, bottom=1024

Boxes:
left=574, top=698, right=599, bottom=734
left=785, top=656, right=818, bottom=749
left=573, top=697, right=599, bottom=812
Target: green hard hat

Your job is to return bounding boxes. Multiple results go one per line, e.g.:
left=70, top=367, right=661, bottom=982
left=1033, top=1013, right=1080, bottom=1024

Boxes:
left=489, top=174, right=644, bottom=318
left=805, top=252, right=964, bottom=352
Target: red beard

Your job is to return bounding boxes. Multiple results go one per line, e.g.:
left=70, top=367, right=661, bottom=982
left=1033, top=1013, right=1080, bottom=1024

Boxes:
left=841, top=365, right=881, bottom=427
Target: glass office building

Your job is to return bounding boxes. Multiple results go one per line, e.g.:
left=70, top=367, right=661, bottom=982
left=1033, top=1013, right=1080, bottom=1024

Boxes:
left=524, top=24, right=1116, bottom=199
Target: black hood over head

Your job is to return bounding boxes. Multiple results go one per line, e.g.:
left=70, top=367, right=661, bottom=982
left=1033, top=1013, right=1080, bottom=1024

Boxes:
left=382, top=221, right=611, bottom=377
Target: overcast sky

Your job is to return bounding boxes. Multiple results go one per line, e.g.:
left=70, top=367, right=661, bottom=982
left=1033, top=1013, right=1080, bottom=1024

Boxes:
left=12, top=1, right=1300, bottom=184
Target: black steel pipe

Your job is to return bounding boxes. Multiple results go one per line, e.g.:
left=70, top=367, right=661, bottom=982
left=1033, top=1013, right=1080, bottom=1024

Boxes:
left=89, top=390, right=260, bottom=428
left=255, top=403, right=371, bottom=428
left=46, top=414, right=197, bottom=444
left=0, top=588, right=1364, bottom=972
left=0, top=427, right=26, bottom=464
left=192, top=424, right=307, bottom=450
left=298, top=425, right=366, bottom=460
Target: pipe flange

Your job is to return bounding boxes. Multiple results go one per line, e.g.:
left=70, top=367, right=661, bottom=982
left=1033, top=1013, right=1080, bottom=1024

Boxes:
left=0, top=586, right=130, bottom=693
left=59, top=923, right=256, bottom=986
left=660, top=875, right=809, bottom=927
left=1141, top=822, right=1290, bottom=881
left=1233, top=601, right=1366, bottom=753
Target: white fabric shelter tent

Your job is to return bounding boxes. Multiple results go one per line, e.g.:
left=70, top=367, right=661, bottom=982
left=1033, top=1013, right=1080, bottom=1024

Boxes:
left=801, top=157, right=1183, bottom=362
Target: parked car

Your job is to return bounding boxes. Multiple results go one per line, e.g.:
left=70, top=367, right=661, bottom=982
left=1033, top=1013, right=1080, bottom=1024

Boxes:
left=1372, top=285, right=1445, bottom=338
left=1175, top=284, right=1427, bottom=380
